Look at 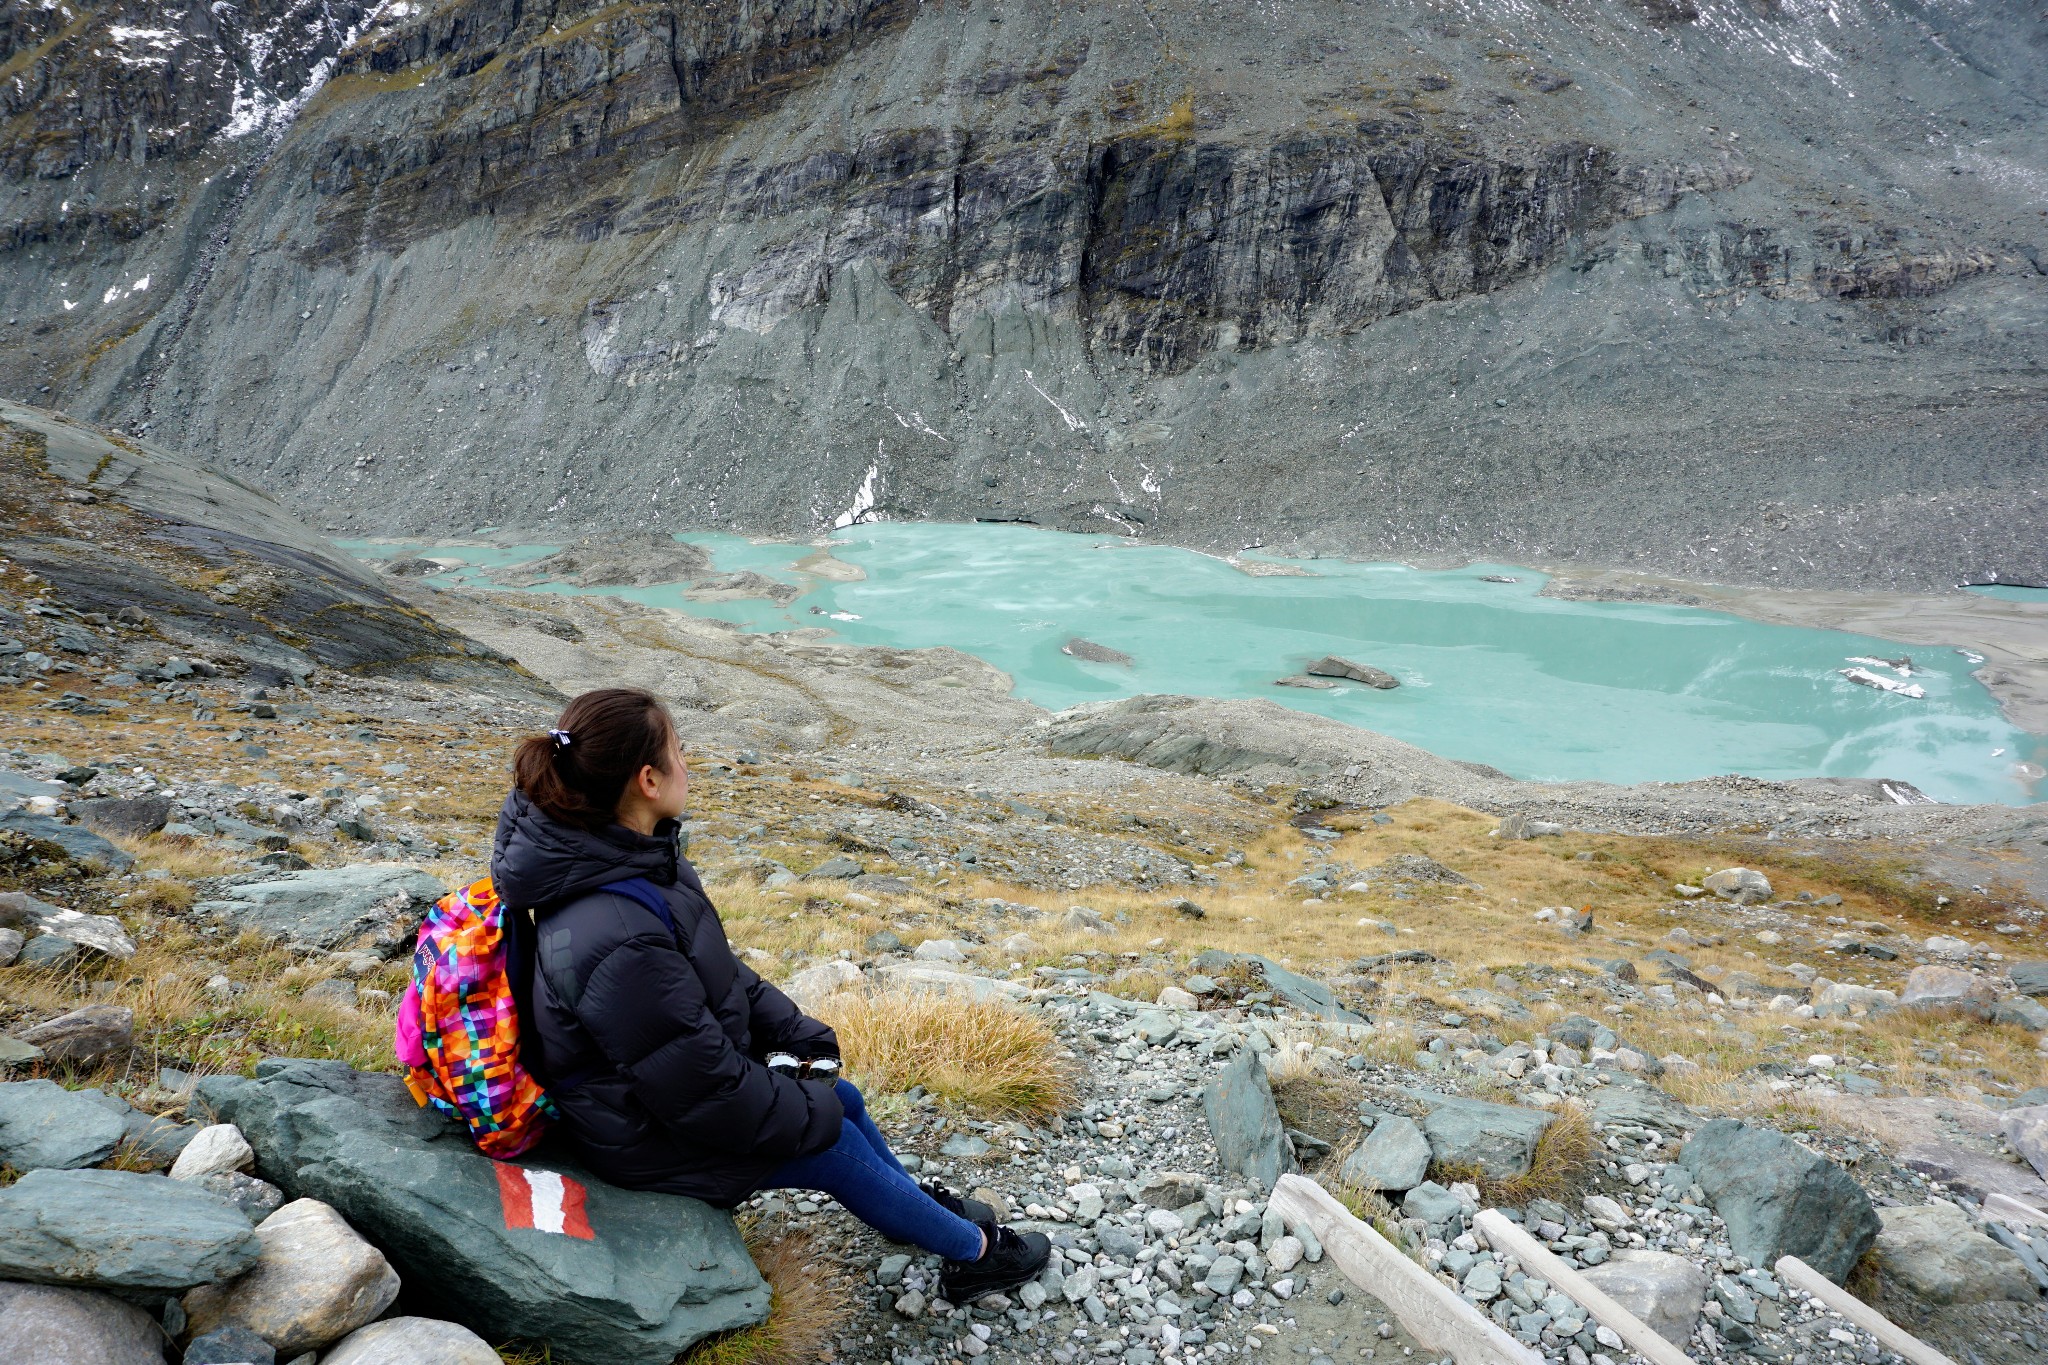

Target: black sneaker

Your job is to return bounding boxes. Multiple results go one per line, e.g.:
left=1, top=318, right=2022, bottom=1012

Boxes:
left=920, top=1181, right=996, bottom=1226
left=941, top=1221, right=1051, bottom=1302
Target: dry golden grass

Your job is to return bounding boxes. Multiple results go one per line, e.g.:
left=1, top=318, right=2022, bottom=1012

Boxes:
left=682, top=1226, right=853, bottom=1365
left=1435, top=1101, right=1596, bottom=1206
left=2, top=925, right=399, bottom=1082
left=778, top=799, right=1726, bottom=1000
left=1270, top=1069, right=1365, bottom=1150
left=1091, top=967, right=1172, bottom=1003
left=11, top=664, right=2048, bottom=1147
left=125, top=877, right=197, bottom=915
left=101, top=1141, right=163, bottom=1172
left=815, top=990, right=1077, bottom=1120
left=114, top=834, right=243, bottom=882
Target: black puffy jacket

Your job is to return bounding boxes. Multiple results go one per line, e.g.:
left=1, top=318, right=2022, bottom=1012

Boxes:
left=490, top=789, right=844, bottom=1205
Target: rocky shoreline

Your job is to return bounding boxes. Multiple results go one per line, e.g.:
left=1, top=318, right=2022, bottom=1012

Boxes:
left=1534, top=567, right=2048, bottom=740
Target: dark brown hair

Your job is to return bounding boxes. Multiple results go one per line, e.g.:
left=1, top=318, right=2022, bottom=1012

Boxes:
left=513, top=687, right=678, bottom=831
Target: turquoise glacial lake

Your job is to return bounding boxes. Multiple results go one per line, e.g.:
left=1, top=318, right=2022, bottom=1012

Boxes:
left=341, top=524, right=2046, bottom=806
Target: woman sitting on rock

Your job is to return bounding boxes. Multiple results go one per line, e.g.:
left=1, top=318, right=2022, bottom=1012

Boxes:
left=492, top=686, right=1049, bottom=1300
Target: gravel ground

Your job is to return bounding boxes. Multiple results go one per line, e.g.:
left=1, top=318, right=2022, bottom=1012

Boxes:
left=738, top=974, right=2035, bottom=1365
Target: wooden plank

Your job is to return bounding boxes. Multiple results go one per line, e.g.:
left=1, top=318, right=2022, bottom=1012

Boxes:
left=1471, top=1209, right=1693, bottom=1365
left=1984, top=1192, right=2048, bottom=1231
left=1268, top=1174, right=1541, bottom=1365
left=1774, top=1256, right=1958, bottom=1365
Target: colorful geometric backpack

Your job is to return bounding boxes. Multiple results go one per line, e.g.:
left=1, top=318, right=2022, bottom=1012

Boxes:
left=394, top=877, right=556, bottom=1159
left=394, top=874, right=678, bottom=1160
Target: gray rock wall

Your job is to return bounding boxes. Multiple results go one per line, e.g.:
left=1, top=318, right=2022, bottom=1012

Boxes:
left=5, top=0, right=2045, bottom=588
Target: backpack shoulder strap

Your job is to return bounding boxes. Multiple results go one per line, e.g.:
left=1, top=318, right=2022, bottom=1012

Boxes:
left=601, top=877, right=679, bottom=940
left=535, top=877, right=679, bottom=1016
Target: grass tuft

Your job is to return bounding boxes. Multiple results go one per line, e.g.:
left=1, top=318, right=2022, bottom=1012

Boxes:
left=1843, top=1246, right=1887, bottom=1306
left=683, top=1226, right=853, bottom=1365
left=1092, top=968, right=1171, bottom=1003
left=816, top=990, right=1077, bottom=1120
left=128, top=878, right=197, bottom=915
left=1313, top=1140, right=1408, bottom=1247
left=1436, top=1102, right=1596, bottom=1207
left=115, top=834, right=243, bottom=881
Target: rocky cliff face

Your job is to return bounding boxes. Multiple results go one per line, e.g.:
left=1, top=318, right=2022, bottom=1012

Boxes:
left=3, top=0, right=2044, bottom=588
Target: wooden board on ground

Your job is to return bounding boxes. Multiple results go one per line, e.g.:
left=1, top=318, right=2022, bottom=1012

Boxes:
left=1774, top=1255, right=1958, bottom=1365
left=1269, top=1174, right=1541, bottom=1365
left=1471, top=1209, right=1692, bottom=1365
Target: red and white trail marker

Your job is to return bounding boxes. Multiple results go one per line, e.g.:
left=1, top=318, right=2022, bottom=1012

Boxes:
left=495, top=1163, right=595, bottom=1239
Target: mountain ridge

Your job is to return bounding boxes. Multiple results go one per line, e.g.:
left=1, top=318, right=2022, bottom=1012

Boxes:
left=3, top=0, right=2044, bottom=587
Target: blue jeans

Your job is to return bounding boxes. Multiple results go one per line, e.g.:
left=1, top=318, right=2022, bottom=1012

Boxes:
left=757, top=1080, right=983, bottom=1261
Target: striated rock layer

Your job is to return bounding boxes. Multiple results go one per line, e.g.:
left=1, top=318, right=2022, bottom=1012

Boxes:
left=4, top=0, right=2045, bottom=588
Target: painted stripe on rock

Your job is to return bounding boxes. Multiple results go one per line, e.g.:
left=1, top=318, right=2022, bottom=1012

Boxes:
left=495, top=1163, right=595, bottom=1239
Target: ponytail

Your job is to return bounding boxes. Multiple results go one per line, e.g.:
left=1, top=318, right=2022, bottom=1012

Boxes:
left=513, top=687, right=678, bottom=831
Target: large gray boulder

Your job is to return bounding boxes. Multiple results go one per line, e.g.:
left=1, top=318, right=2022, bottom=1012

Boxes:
left=1993, top=996, right=2048, bottom=1032
left=2002, top=1105, right=2048, bottom=1179
left=1063, top=638, right=1133, bottom=666
left=0, top=1080, right=131, bottom=1171
left=1701, top=868, right=1772, bottom=904
left=182, top=1198, right=401, bottom=1355
left=1339, top=1115, right=1431, bottom=1192
left=1679, top=1119, right=1879, bottom=1283
left=0, top=1281, right=168, bottom=1365
left=0, top=811, right=133, bottom=870
left=1202, top=1051, right=1297, bottom=1187
left=1304, top=656, right=1399, bottom=689
left=0, top=1168, right=261, bottom=1291
left=1580, top=1250, right=1709, bottom=1346
left=189, top=866, right=446, bottom=955
left=0, top=891, right=137, bottom=960
left=1188, top=950, right=1367, bottom=1024
left=872, top=961, right=1029, bottom=1002
left=1897, top=1138, right=2048, bottom=1205
left=1588, top=1079, right=1697, bottom=1136
left=783, top=959, right=863, bottom=1007
left=72, top=796, right=174, bottom=838
left=19, top=1005, right=135, bottom=1066
left=323, top=1316, right=502, bottom=1365
left=197, top=1060, right=767, bottom=1365
left=17, top=935, right=81, bottom=970
left=1402, top=1090, right=1555, bottom=1180
left=1872, top=1202, right=2037, bottom=1303
left=0, top=768, right=66, bottom=811
left=1899, top=965, right=1995, bottom=1015
left=2010, top=961, right=2048, bottom=998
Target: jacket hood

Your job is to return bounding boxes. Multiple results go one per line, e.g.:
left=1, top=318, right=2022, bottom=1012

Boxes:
left=490, top=787, right=680, bottom=912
